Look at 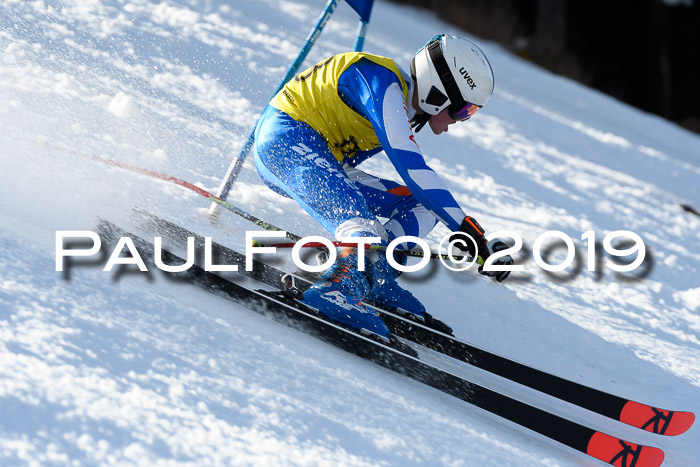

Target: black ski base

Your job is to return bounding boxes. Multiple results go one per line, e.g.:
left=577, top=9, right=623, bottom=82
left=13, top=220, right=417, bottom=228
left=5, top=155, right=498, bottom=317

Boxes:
left=92, top=215, right=674, bottom=466
left=125, top=207, right=691, bottom=438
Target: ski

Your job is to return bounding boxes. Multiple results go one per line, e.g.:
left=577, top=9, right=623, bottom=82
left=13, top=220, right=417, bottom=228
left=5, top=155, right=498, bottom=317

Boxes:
left=97, top=218, right=665, bottom=466
left=129, top=208, right=695, bottom=439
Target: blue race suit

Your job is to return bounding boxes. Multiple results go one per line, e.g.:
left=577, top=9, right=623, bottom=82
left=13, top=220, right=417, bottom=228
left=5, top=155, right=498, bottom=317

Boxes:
left=254, top=57, right=467, bottom=247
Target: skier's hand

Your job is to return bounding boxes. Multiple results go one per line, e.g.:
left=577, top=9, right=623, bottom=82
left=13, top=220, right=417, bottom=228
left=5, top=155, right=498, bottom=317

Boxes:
left=477, top=238, right=513, bottom=282
left=450, top=216, right=513, bottom=282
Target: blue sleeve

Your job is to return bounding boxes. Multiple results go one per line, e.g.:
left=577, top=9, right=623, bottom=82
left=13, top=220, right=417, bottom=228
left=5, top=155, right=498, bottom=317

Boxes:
left=337, top=59, right=466, bottom=231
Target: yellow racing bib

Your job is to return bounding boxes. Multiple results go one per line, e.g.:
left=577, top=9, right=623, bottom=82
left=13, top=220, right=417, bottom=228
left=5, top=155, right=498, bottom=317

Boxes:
left=269, top=52, right=409, bottom=161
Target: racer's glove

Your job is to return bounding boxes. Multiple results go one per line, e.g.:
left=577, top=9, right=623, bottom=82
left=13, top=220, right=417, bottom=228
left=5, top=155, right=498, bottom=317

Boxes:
left=450, top=216, right=513, bottom=282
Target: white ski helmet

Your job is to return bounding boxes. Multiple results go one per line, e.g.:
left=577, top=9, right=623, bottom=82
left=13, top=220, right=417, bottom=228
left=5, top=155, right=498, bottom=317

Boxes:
left=411, top=34, right=495, bottom=117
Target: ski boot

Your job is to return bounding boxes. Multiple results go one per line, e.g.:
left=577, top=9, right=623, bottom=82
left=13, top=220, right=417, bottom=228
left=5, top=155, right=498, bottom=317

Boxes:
left=300, top=251, right=392, bottom=343
left=365, top=254, right=454, bottom=336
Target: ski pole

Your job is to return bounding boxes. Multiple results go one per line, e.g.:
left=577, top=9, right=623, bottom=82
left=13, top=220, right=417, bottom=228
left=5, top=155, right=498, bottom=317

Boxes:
left=50, top=142, right=476, bottom=263
left=252, top=240, right=481, bottom=264
left=47, top=143, right=299, bottom=239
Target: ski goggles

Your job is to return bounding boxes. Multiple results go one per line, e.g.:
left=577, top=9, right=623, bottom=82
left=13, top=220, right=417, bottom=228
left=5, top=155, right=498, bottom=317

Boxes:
left=449, top=101, right=481, bottom=121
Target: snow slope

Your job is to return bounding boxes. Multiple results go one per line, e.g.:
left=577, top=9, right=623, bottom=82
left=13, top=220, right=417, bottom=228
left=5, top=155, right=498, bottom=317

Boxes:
left=1, top=0, right=699, bottom=465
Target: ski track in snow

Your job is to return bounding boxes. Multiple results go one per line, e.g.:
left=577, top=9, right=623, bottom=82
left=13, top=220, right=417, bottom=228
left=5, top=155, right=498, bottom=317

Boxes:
left=1, top=0, right=699, bottom=465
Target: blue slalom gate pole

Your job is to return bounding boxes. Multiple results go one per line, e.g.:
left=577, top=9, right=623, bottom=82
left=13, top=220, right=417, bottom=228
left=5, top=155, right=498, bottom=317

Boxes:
left=209, top=0, right=340, bottom=220
left=353, top=19, right=369, bottom=52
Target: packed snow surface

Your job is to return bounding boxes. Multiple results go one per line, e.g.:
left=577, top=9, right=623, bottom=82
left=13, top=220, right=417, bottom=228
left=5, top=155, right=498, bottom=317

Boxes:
left=1, top=0, right=699, bottom=465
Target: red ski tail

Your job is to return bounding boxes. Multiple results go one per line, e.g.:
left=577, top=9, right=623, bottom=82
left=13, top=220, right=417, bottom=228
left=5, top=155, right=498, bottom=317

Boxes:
left=620, top=401, right=695, bottom=436
left=587, top=432, right=664, bottom=467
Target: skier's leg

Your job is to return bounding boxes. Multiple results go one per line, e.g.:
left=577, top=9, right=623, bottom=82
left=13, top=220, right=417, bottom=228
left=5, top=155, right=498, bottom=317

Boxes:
left=255, top=109, right=386, bottom=240
left=343, top=164, right=439, bottom=246
left=254, top=109, right=391, bottom=339
left=342, top=166, right=453, bottom=333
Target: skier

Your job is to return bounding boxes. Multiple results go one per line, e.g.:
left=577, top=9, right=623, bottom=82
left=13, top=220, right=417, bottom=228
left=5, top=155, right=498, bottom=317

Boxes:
left=254, top=34, right=514, bottom=341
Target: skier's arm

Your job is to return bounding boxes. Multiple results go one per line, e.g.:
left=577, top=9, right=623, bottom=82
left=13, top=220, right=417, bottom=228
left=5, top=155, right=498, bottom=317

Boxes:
left=340, top=60, right=514, bottom=280
left=341, top=61, right=465, bottom=231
